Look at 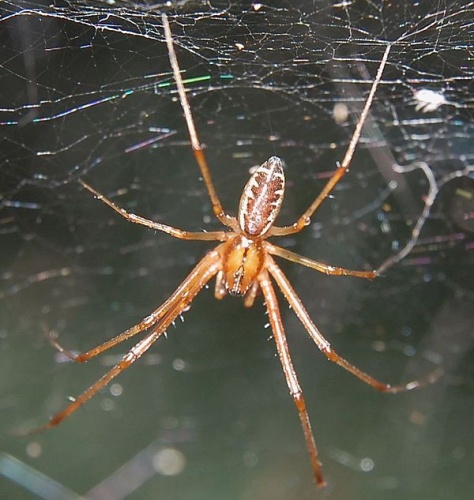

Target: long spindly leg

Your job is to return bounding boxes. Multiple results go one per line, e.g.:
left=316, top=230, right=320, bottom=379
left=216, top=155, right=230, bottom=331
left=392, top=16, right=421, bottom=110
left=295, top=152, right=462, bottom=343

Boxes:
left=259, top=269, right=325, bottom=488
left=162, top=14, right=237, bottom=230
left=267, top=256, right=442, bottom=392
left=52, top=248, right=224, bottom=363
left=20, top=251, right=221, bottom=435
left=80, top=180, right=229, bottom=241
left=269, top=44, right=392, bottom=238
left=266, top=242, right=377, bottom=279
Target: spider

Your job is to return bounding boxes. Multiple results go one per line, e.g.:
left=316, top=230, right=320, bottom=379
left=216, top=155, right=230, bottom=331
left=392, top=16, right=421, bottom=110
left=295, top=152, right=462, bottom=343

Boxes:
left=25, top=14, right=440, bottom=488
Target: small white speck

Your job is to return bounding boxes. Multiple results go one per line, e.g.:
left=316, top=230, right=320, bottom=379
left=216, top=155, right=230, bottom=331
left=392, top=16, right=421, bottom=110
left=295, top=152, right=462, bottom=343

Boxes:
left=405, top=381, right=419, bottom=390
left=143, top=315, right=155, bottom=325
left=241, top=236, right=252, bottom=248
left=413, top=89, right=447, bottom=112
left=123, top=351, right=136, bottom=363
left=333, top=102, right=349, bottom=124
left=334, top=1, right=354, bottom=7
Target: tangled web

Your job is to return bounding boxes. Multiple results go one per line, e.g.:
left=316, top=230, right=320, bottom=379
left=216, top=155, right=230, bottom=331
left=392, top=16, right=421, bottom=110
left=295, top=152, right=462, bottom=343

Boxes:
left=0, top=1, right=473, bottom=499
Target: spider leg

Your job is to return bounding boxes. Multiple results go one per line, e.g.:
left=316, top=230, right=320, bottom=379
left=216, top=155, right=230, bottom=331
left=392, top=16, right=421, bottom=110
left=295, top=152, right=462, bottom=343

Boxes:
left=267, top=256, right=442, bottom=392
left=243, top=281, right=260, bottom=308
left=19, top=250, right=221, bottom=436
left=80, top=180, right=229, bottom=241
left=266, top=242, right=376, bottom=279
left=162, top=14, right=237, bottom=230
left=28, top=327, right=168, bottom=434
left=269, top=44, right=392, bottom=237
left=259, top=269, right=325, bottom=487
left=52, top=249, right=224, bottom=363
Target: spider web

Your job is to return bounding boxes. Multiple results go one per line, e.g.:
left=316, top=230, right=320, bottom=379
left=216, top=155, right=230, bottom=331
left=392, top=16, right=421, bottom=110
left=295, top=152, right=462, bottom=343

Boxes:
left=1, top=1, right=473, bottom=499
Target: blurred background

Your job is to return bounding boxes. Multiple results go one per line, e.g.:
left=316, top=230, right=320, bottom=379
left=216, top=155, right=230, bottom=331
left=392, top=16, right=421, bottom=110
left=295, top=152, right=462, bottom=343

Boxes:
left=1, top=1, right=473, bottom=499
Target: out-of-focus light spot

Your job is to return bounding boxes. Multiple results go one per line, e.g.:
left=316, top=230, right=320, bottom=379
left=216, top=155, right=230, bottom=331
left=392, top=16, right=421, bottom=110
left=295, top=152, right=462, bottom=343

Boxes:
left=371, top=340, right=386, bottom=352
left=380, top=220, right=390, bottom=233
left=403, top=345, right=416, bottom=356
left=409, top=410, right=427, bottom=425
left=401, top=326, right=412, bottom=337
left=153, top=448, right=186, bottom=476
left=26, top=442, right=42, bottom=459
left=360, top=457, right=374, bottom=472
left=172, top=358, right=186, bottom=371
left=143, top=353, right=162, bottom=366
left=101, top=398, right=115, bottom=411
left=110, top=383, right=123, bottom=397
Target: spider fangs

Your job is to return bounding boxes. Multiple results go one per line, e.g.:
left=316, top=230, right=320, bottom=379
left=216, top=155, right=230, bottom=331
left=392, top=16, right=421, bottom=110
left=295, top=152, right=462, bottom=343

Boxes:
left=20, top=14, right=442, bottom=489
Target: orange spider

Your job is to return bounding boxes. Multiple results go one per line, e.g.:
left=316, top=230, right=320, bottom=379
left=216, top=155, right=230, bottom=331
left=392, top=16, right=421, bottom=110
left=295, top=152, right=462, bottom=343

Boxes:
left=25, top=14, right=440, bottom=487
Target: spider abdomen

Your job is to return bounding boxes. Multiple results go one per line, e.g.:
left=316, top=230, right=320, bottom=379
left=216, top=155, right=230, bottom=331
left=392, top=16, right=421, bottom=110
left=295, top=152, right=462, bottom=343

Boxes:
left=220, top=235, right=265, bottom=296
left=238, top=156, right=285, bottom=237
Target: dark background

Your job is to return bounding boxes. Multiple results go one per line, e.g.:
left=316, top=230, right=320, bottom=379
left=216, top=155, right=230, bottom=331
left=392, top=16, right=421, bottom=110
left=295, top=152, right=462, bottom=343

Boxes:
left=1, top=1, right=473, bottom=499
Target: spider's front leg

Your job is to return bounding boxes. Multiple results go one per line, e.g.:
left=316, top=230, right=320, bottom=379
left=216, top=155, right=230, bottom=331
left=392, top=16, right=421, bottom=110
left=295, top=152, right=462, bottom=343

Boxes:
left=268, top=44, right=392, bottom=238
left=79, top=180, right=235, bottom=241
left=162, top=13, right=237, bottom=229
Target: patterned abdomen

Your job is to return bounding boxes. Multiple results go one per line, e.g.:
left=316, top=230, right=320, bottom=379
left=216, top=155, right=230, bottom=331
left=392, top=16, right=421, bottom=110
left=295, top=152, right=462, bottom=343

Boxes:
left=238, top=156, right=285, bottom=237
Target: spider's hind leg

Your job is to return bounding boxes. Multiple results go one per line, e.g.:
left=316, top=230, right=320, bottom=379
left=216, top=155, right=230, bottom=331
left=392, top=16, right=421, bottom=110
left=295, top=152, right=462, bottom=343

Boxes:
left=259, top=270, right=326, bottom=487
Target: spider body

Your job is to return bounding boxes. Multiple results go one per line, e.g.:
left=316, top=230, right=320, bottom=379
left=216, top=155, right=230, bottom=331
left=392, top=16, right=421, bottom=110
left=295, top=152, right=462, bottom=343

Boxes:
left=23, top=14, right=441, bottom=489
left=219, top=155, right=285, bottom=297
